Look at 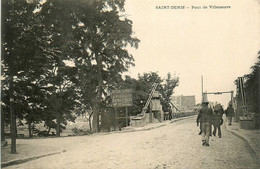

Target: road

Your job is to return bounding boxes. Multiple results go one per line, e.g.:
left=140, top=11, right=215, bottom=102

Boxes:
left=6, top=117, right=259, bottom=169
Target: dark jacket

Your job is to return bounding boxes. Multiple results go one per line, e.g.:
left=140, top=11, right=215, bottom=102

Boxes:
left=212, top=111, right=223, bottom=126
left=212, top=104, right=224, bottom=126
left=226, top=105, right=234, bottom=117
left=197, top=106, right=213, bottom=124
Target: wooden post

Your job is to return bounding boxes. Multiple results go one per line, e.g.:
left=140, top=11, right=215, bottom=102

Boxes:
left=115, top=108, right=121, bottom=131
left=1, top=110, right=5, bottom=142
left=125, top=107, right=128, bottom=127
left=149, top=102, right=153, bottom=123
left=114, top=107, right=117, bottom=130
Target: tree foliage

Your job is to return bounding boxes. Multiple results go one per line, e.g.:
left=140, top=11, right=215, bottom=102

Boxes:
left=235, top=51, right=260, bottom=114
left=116, top=72, right=179, bottom=116
left=1, top=0, right=181, bottom=139
left=2, top=0, right=50, bottom=137
left=1, top=0, right=140, bottom=137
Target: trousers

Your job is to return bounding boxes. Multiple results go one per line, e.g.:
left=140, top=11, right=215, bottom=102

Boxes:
left=201, top=122, right=211, bottom=144
left=227, top=116, right=232, bottom=125
left=213, top=125, right=221, bottom=137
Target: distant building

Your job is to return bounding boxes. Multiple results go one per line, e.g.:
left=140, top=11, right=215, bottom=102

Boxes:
left=171, top=95, right=196, bottom=112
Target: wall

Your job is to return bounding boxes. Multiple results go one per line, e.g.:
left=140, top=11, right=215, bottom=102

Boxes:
left=171, top=95, right=196, bottom=112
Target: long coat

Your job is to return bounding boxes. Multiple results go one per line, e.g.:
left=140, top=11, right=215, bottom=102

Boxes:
left=212, top=111, right=223, bottom=127
left=197, top=106, right=213, bottom=124
left=212, top=104, right=224, bottom=126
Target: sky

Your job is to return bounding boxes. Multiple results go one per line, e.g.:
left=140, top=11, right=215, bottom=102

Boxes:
left=123, top=0, right=260, bottom=108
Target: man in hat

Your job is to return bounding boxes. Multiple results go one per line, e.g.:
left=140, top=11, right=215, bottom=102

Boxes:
left=197, top=101, right=213, bottom=146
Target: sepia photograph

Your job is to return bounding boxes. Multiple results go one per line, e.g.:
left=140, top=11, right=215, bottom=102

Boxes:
left=1, top=0, right=260, bottom=168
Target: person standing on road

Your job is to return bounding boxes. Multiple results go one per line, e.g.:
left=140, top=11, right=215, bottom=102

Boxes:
left=168, top=106, right=173, bottom=120
left=196, top=107, right=202, bottom=135
left=164, top=111, right=169, bottom=120
left=197, top=101, right=213, bottom=146
left=225, top=103, right=234, bottom=125
left=212, top=104, right=224, bottom=138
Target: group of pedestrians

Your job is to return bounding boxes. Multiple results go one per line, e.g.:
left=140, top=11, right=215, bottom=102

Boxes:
left=196, top=101, right=234, bottom=146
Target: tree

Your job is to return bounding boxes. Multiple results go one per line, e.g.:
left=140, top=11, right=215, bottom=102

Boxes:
left=159, top=73, right=179, bottom=112
left=2, top=0, right=45, bottom=153
left=61, top=0, right=140, bottom=132
left=117, top=72, right=179, bottom=116
left=243, top=51, right=260, bottom=114
left=37, top=0, right=83, bottom=136
left=44, top=65, right=79, bottom=136
left=2, top=1, right=140, bottom=147
left=235, top=51, right=260, bottom=127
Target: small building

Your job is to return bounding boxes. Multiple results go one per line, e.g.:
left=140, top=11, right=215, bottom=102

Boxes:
left=171, top=95, right=196, bottom=112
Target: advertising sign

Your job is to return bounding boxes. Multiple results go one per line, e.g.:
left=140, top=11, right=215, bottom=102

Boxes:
left=111, top=89, right=133, bottom=107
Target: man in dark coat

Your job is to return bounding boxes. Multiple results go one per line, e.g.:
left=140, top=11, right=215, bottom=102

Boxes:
left=197, top=101, right=213, bottom=146
left=226, top=103, right=234, bottom=125
left=212, top=104, right=224, bottom=138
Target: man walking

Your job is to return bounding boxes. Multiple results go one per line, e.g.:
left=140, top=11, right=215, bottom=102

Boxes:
left=226, top=103, right=234, bottom=125
left=212, top=104, right=224, bottom=138
left=197, top=101, right=213, bottom=146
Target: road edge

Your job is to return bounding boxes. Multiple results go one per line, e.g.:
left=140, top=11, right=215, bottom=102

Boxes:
left=224, top=123, right=259, bottom=163
left=1, top=150, right=66, bottom=168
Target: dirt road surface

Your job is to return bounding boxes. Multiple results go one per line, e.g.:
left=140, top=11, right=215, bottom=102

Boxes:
left=5, top=117, right=259, bottom=169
